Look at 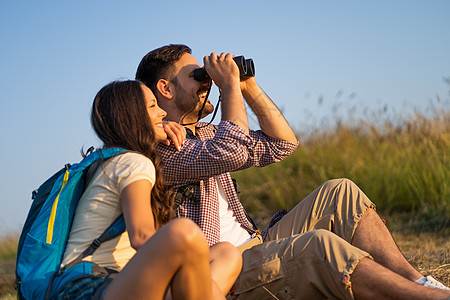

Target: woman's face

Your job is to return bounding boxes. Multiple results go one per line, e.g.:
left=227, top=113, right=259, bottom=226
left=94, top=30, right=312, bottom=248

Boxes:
left=141, top=84, right=168, bottom=142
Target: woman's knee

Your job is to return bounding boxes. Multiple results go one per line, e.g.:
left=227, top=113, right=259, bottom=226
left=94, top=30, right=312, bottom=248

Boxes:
left=164, top=218, right=209, bottom=258
left=212, top=242, right=242, bottom=268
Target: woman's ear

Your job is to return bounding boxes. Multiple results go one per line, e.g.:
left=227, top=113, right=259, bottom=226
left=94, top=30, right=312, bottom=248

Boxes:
left=156, top=79, right=174, bottom=100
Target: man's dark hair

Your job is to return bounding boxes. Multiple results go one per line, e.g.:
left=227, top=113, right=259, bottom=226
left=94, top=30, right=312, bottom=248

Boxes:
left=135, top=44, right=192, bottom=95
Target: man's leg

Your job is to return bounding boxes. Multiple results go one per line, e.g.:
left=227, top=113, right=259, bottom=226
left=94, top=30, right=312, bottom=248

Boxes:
left=233, top=229, right=450, bottom=300
left=266, top=178, right=373, bottom=242
left=234, top=229, right=371, bottom=300
left=352, top=208, right=422, bottom=281
left=352, top=258, right=450, bottom=300
left=266, top=178, right=422, bottom=282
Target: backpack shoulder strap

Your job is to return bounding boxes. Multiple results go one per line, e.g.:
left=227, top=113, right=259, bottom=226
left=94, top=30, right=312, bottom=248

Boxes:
left=60, top=214, right=126, bottom=271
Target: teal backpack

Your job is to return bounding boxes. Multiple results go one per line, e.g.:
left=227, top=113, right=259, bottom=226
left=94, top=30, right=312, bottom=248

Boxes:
left=16, top=148, right=128, bottom=299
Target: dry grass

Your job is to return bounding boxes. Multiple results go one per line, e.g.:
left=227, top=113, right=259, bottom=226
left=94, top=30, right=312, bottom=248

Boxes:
left=0, top=234, right=17, bottom=300
left=381, top=211, right=450, bottom=287
left=0, top=258, right=14, bottom=300
left=393, top=232, right=449, bottom=287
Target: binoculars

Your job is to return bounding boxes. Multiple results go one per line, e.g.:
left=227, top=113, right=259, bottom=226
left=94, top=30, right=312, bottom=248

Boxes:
left=194, top=56, right=255, bottom=82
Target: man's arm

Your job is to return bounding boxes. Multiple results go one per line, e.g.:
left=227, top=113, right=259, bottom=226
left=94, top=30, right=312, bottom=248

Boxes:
left=157, top=121, right=298, bottom=186
left=157, top=121, right=252, bottom=185
left=241, top=77, right=298, bottom=144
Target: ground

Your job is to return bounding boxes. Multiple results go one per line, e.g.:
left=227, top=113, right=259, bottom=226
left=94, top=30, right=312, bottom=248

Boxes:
left=393, top=232, right=449, bottom=287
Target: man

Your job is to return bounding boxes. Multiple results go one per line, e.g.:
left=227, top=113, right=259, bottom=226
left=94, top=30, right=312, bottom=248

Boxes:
left=136, top=44, right=449, bottom=299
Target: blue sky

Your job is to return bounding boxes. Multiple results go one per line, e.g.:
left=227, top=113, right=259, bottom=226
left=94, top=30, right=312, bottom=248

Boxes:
left=1, top=1, right=449, bottom=232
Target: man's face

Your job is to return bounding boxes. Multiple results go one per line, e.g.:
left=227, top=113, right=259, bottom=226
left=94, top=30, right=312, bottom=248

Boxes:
left=171, top=53, right=213, bottom=121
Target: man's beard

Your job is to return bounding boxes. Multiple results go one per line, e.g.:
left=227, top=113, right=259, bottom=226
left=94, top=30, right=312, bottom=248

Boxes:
left=174, top=83, right=214, bottom=123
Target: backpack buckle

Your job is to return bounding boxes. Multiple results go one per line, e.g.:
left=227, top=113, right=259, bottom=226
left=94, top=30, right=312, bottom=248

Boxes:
left=92, top=238, right=102, bottom=249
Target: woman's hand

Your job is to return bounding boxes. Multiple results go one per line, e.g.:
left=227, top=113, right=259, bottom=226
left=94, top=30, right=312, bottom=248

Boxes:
left=162, top=121, right=186, bottom=150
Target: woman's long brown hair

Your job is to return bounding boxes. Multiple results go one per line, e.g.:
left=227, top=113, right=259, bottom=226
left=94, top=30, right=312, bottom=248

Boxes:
left=90, top=80, right=172, bottom=228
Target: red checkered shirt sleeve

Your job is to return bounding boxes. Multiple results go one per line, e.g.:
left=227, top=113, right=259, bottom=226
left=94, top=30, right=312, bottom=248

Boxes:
left=235, top=129, right=299, bottom=171
left=156, top=120, right=253, bottom=185
left=156, top=121, right=299, bottom=185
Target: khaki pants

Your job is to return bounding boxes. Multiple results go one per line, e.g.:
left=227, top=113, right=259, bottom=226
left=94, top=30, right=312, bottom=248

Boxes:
left=231, top=178, right=375, bottom=300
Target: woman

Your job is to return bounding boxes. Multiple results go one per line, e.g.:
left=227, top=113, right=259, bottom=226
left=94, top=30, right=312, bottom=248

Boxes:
left=52, top=80, right=242, bottom=299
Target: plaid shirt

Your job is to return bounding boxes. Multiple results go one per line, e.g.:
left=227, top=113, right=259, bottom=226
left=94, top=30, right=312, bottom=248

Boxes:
left=156, top=120, right=298, bottom=245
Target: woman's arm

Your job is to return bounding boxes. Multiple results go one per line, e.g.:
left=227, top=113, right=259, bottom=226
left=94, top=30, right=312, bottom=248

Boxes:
left=121, top=179, right=156, bottom=250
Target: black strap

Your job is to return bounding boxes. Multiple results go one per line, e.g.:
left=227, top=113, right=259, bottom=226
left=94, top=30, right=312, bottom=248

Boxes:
left=63, top=214, right=125, bottom=270
left=180, top=84, right=222, bottom=128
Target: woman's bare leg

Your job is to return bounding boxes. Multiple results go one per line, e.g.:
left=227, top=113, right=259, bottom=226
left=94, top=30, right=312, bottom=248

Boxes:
left=104, top=218, right=214, bottom=300
left=165, top=241, right=242, bottom=300
left=209, top=242, right=242, bottom=294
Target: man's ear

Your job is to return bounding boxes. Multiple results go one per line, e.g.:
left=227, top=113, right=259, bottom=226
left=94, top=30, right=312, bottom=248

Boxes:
left=156, top=79, right=174, bottom=100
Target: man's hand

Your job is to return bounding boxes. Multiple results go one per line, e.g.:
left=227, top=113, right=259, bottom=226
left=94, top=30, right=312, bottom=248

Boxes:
left=204, top=52, right=249, bottom=134
left=162, top=121, right=186, bottom=150
left=204, top=53, right=240, bottom=90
